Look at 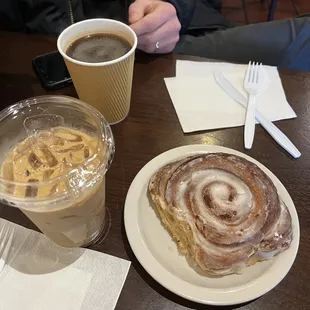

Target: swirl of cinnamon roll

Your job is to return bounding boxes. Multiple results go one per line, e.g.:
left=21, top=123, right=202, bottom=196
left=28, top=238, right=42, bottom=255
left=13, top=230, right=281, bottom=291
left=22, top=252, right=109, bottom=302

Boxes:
left=148, top=153, right=293, bottom=276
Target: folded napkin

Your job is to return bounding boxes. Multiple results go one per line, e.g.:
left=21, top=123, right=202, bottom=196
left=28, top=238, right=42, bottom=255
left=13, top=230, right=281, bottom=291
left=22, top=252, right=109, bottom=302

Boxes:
left=164, top=60, right=296, bottom=133
left=0, top=218, right=130, bottom=310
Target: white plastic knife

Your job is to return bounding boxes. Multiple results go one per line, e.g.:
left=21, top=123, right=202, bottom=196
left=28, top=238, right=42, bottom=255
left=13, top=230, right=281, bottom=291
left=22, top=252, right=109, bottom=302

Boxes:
left=214, top=71, right=301, bottom=158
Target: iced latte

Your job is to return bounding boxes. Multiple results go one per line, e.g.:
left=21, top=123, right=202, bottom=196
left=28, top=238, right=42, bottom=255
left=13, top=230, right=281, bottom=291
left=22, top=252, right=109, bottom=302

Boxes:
left=1, top=126, right=107, bottom=247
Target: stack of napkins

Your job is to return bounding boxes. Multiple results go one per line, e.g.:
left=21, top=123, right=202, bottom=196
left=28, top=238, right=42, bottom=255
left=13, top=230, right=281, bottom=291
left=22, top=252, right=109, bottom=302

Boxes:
left=164, top=60, right=296, bottom=133
left=0, top=218, right=130, bottom=310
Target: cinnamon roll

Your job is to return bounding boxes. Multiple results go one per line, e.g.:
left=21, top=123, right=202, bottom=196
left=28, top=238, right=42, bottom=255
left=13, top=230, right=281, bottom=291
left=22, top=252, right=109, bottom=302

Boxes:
left=148, top=153, right=293, bottom=276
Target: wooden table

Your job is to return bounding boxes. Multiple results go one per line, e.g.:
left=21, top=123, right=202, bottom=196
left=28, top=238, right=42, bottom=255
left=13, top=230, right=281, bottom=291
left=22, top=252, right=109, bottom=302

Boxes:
left=1, top=31, right=310, bottom=310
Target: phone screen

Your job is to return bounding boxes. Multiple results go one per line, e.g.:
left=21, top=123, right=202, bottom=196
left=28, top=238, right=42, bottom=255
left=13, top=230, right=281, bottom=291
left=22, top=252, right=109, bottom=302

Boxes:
left=33, top=51, right=72, bottom=90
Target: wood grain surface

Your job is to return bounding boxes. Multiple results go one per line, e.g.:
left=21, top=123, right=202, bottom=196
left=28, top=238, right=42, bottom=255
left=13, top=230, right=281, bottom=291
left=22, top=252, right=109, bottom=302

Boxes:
left=0, top=31, right=309, bottom=310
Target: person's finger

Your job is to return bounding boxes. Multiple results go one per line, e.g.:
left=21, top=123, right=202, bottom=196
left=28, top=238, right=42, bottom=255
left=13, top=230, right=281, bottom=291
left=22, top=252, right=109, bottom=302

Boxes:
left=137, top=19, right=181, bottom=46
left=138, top=32, right=180, bottom=54
left=138, top=41, right=176, bottom=54
left=128, top=0, right=150, bottom=24
left=130, top=3, right=175, bottom=37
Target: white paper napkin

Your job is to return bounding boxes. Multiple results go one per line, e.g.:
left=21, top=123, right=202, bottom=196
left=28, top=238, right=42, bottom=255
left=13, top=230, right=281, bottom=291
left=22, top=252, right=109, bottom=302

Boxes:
left=164, top=60, right=296, bottom=133
left=0, top=218, right=130, bottom=310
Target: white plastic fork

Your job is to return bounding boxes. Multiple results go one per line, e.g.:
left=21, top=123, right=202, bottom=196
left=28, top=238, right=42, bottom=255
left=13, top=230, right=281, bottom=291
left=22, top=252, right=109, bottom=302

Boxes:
left=244, top=61, right=263, bottom=149
left=0, top=223, right=14, bottom=276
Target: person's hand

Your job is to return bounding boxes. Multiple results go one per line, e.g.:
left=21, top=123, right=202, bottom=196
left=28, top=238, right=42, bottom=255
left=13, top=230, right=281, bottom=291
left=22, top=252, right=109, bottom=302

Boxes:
left=129, top=0, right=181, bottom=54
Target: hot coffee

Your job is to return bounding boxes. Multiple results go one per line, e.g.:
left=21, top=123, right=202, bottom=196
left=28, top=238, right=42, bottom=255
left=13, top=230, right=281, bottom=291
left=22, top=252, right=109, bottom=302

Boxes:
left=66, top=33, right=131, bottom=63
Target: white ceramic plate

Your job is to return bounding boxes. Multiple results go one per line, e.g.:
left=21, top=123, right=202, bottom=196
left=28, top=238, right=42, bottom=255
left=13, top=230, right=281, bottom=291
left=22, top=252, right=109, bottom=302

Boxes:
left=124, top=145, right=300, bottom=305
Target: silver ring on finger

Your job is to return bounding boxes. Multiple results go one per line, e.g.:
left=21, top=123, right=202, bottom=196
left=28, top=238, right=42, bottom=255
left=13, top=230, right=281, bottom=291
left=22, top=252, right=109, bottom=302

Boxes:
left=154, top=41, right=160, bottom=53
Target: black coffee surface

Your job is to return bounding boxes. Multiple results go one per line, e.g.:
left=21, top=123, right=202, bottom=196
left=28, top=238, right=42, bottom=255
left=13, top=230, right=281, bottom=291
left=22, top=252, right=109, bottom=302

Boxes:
left=66, top=33, right=131, bottom=63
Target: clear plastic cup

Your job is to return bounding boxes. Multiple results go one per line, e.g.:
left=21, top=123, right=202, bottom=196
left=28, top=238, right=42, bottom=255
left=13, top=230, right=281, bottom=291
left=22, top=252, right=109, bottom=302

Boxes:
left=0, top=95, right=114, bottom=248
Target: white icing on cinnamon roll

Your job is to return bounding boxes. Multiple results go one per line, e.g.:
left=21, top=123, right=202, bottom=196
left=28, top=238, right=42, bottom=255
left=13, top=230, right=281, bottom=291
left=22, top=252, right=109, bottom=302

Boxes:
left=148, top=153, right=293, bottom=276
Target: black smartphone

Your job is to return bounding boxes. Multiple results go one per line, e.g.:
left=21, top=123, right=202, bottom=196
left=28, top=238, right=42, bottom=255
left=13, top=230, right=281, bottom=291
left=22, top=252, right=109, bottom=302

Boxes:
left=32, top=50, right=72, bottom=90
